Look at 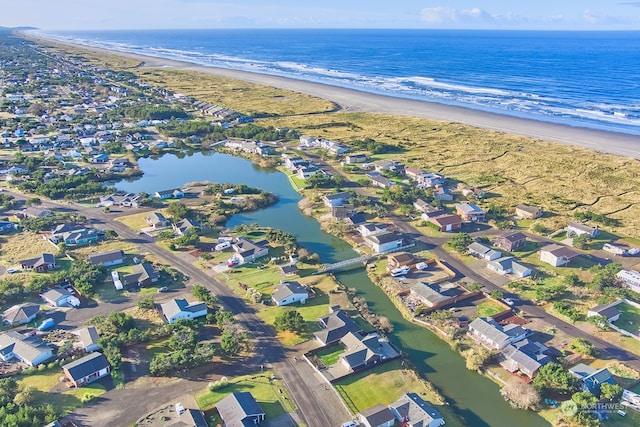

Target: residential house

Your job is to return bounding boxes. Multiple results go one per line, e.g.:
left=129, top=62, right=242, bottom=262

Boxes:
left=467, top=242, right=502, bottom=261
left=339, top=332, right=399, bottom=371
left=328, top=143, right=349, bottom=155
left=173, top=218, right=200, bottom=236
left=284, top=156, right=306, bottom=171
left=91, top=153, right=109, bottom=163
left=49, top=225, right=102, bottom=245
left=87, top=250, right=126, bottom=267
left=364, top=232, right=404, bottom=253
left=367, top=172, right=395, bottom=189
left=2, top=303, right=40, bottom=325
left=410, top=282, right=465, bottom=308
left=493, top=231, right=527, bottom=252
left=387, top=252, right=415, bottom=270
left=232, top=237, right=269, bottom=264
left=346, top=212, right=367, bottom=226
left=468, top=317, right=528, bottom=350
left=566, top=222, right=599, bottom=238
left=0, top=220, right=16, bottom=234
left=73, top=327, right=101, bottom=353
left=216, top=392, right=266, bottom=426
left=123, top=263, right=158, bottom=287
left=98, top=192, right=141, bottom=208
left=487, top=257, right=532, bottom=278
left=322, top=191, right=351, bottom=207
left=499, top=338, right=551, bottom=378
left=20, top=253, right=56, bottom=272
left=330, top=205, right=356, bottom=220
left=428, top=214, right=462, bottom=232
left=569, top=364, right=616, bottom=395
left=41, top=288, right=80, bottom=307
left=460, top=185, right=486, bottom=199
left=616, top=270, right=640, bottom=293
left=62, top=352, right=111, bottom=388
left=373, top=159, right=402, bottom=173
left=160, top=298, right=208, bottom=324
left=298, top=164, right=322, bottom=180
left=345, top=153, right=368, bottom=164
left=278, top=264, right=299, bottom=276
left=588, top=301, right=622, bottom=323
left=272, top=281, right=309, bottom=306
left=358, top=223, right=390, bottom=237
left=455, top=203, right=486, bottom=222
left=171, top=408, right=208, bottom=427
left=515, top=205, right=543, bottom=219
left=358, top=404, right=396, bottom=427
left=539, top=244, right=580, bottom=267
left=154, top=188, right=184, bottom=199
left=413, top=199, right=446, bottom=218
left=17, top=207, right=52, bottom=219
left=0, top=331, right=53, bottom=366
left=432, top=186, right=454, bottom=202
left=389, top=392, right=445, bottom=427
left=145, top=212, right=170, bottom=229
left=314, top=306, right=363, bottom=346
left=405, top=169, right=444, bottom=188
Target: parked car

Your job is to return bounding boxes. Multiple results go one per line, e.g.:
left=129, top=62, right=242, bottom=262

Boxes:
left=6, top=267, right=19, bottom=274
left=157, top=286, right=169, bottom=293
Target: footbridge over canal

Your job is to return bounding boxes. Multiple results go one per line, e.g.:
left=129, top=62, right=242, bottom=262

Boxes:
left=314, top=243, right=415, bottom=274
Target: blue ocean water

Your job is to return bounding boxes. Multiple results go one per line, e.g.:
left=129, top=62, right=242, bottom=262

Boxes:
left=40, top=29, right=640, bottom=135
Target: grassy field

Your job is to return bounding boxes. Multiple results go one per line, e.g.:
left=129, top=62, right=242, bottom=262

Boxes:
left=615, top=302, right=640, bottom=335
left=0, top=232, right=58, bottom=265
left=476, top=299, right=507, bottom=318
left=115, top=209, right=169, bottom=231
left=333, top=359, right=465, bottom=427
left=195, top=370, right=294, bottom=420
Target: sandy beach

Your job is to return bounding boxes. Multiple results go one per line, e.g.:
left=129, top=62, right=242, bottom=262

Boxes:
left=34, top=36, right=640, bottom=159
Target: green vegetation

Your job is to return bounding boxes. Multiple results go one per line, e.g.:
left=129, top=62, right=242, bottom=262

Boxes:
left=476, top=300, right=506, bottom=318
left=533, top=363, right=578, bottom=396
left=448, top=233, right=474, bottom=254
left=0, top=377, right=58, bottom=426
left=274, top=310, right=305, bottom=332
left=149, top=321, right=216, bottom=376
left=315, top=345, right=346, bottom=366
left=616, top=302, right=640, bottom=334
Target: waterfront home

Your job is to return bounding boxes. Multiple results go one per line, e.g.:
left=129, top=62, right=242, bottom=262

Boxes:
left=569, top=364, right=616, bottom=395
left=487, top=257, right=532, bottom=278
left=278, top=263, right=299, bottom=276
left=62, top=352, right=111, bottom=388
left=566, top=222, right=599, bottom=238
left=20, top=253, right=56, bottom=272
left=322, top=191, right=352, bottom=207
left=587, top=300, right=622, bottom=322
left=499, top=338, right=551, bottom=379
left=99, top=192, right=142, bottom=208
left=284, top=156, right=306, bottom=170
left=433, top=186, right=454, bottom=201
left=467, top=242, right=502, bottom=261
left=339, top=332, right=400, bottom=371
left=410, top=282, right=465, bottom=308
left=272, top=281, right=309, bottom=306
left=428, top=214, right=462, bottom=232
left=345, top=153, right=368, bottom=164
left=87, top=249, right=126, bottom=267
left=468, top=317, right=528, bottom=350
left=515, top=204, right=543, bottom=219
left=389, top=392, right=445, bottom=427
left=358, top=222, right=390, bottom=237
left=154, top=188, right=184, bottom=199
left=297, top=164, right=322, bottom=180
left=216, top=392, right=265, bottom=426
left=364, top=232, right=404, bottom=253
left=41, top=288, right=80, bottom=307
left=232, top=237, right=269, bottom=264
left=455, top=203, right=486, bottom=222
left=616, top=270, right=640, bottom=293
left=123, top=263, right=158, bottom=287
left=2, top=303, right=40, bottom=326
left=492, top=231, right=527, bottom=252
left=330, top=205, right=357, bottom=220
left=539, top=244, right=580, bottom=267
left=387, top=252, right=415, bottom=270
left=172, top=218, right=200, bottom=236
left=72, top=327, right=101, bottom=353
left=358, top=404, right=396, bottom=427
left=0, top=331, right=53, bottom=366
left=314, top=306, right=363, bottom=346
left=145, top=212, right=170, bottom=229
left=160, top=298, right=208, bottom=324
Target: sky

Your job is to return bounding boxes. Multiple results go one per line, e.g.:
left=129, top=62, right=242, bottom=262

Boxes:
left=2, top=1, right=640, bottom=30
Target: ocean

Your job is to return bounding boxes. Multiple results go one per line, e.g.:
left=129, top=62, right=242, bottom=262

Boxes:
left=39, top=29, right=640, bottom=135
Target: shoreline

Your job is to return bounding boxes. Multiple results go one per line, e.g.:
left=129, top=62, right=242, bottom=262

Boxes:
left=29, top=34, right=640, bottom=160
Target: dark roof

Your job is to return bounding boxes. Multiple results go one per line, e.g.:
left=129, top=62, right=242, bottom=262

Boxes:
left=430, top=214, right=461, bottom=226
left=497, top=231, right=527, bottom=243
left=216, top=392, right=265, bottom=426
left=315, top=308, right=363, bottom=345
left=541, top=244, right=580, bottom=259
left=272, top=281, right=307, bottom=302
left=359, top=404, right=395, bottom=426
left=2, top=303, right=40, bottom=324
left=87, top=249, right=125, bottom=265
left=390, top=392, right=443, bottom=427
left=367, top=232, right=402, bottom=245
left=279, top=264, right=299, bottom=275
left=19, top=253, right=56, bottom=268
left=62, top=352, right=110, bottom=381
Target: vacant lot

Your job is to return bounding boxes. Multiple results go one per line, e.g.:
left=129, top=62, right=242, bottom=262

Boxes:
left=616, top=302, right=640, bottom=335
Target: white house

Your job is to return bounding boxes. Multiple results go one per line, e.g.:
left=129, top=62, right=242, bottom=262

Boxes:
left=486, top=256, right=532, bottom=278
left=467, top=242, right=502, bottom=261
left=389, top=393, right=445, bottom=427
left=358, top=223, right=389, bottom=237
left=364, top=232, right=404, bottom=253
left=566, top=222, right=599, bottom=238
left=271, top=281, right=309, bottom=306
left=468, top=317, right=528, bottom=350
left=0, top=331, right=53, bottom=366
left=617, top=270, right=640, bottom=293
left=232, top=237, right=269, bottom=264
left=160, top=298, right=208, bottom=324
left=587, top=300, right=622, bottom=323
left=40, top=288, right=80, bottom=307
left=539, top=244, right=580, bottom=267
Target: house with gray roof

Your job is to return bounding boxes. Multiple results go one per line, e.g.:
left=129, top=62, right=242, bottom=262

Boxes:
left=539, top=244, right=581, bottom=267
left=123, top=263, right=158, bottom=287
left=467, top=241, right=502, bottom=261
left=588, top=300, right=622, bottom=323
left=20, top=253, right=56, bottom=272
left=322, top=191, right=352, bottom=207
left=272, top=281, right=309, bottom=306
left=566, top=222, right=599, bottom=238
left=364, top=232, right=404, bottom=253
left=455, top=203, right=485, bottom=222
left=232, top=237, right=269, bottom=264
left=2, top=303, right=39, bottom=325
left=73, top=327, right=101, bottom=353
left=314, top=306, right=363, bottom=346
left=0, top=331, right=53, bottom=366
left=161, top=298, right=208, bottom=324
left=410, top=282, right=464, bottom=308
left=569, top=364, right=616, bottom=395
left=172, top=218, right=200, bottom=236
left=145, top=212, right=170, bottom=229
left=358, top=404, right=396, bottom=427
left=216, top=391, right=265, bottom=427
left=493, top=231, right=528, bottom=252
left=487, top=256, right=532, bottom=278
left=499, top=338, right=551, bottom=378
left=389, top=392, right=445, bottom=427
left=339, top=332, right=400, bottom=371
left=87, top=249, right=125, bottom=267
left=41, top=288, right=80, bottom=307
left=468, top=317, right=528, bottom=350
left=62, top=352, right=111, bottom=388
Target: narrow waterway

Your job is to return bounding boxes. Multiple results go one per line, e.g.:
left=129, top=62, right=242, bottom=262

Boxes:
left=117, top=151, right=548, bottom=427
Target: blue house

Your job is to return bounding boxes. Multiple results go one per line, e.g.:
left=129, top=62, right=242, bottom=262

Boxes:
left=569, top=364, right=616, bottom=395
left=154, top=188, right=184, bottom=199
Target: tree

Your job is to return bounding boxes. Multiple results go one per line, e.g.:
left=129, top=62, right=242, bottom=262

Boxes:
left=274, top=310, right=305, bottom=332
left=220, top=328, right=247, bottom=355
left=166, top=202, right=189, bottom=221
left=586, top=314, right=610, bottom=331
left=569, top=338, right=597, bottom=357
left=192, top=284, right=217, bottom=307
left=533, top=363, right=578, bottom=395
left=215, top=309, right=235, bottom=328
left=500, top=379, right=541, bottom=409
left=174, top=230, right=200, bottom=247
left=600, top=383, right=623, bottom=401
left=107, top=311, right=134, bottom=332
left=490, top=290, right=504, bottom=300
left=573, top=234, right=592, bottom=250
left=137, top=296, right=155, bottom=310
left=465, top=348, right=491, bottom=371
left=572, top=391, right=597, bottom=408
left=448, top=233, right=474, bottom=253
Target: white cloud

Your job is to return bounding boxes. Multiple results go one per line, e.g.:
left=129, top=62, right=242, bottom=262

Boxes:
left=420, top=7, right=497, bottom=25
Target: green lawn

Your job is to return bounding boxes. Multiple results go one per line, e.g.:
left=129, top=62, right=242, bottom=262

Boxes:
left=315, top=345, right=345, bottom=367
left=476, top=300, right=506, bottom=318
left=195, top=370, right=294, bottom=420
left=615, top=302, right=640, bottom=335
left=147, top=337, right=171, bottom=359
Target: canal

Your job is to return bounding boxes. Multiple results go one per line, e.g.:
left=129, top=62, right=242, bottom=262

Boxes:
left=117, top=151, right=549, bottom=427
